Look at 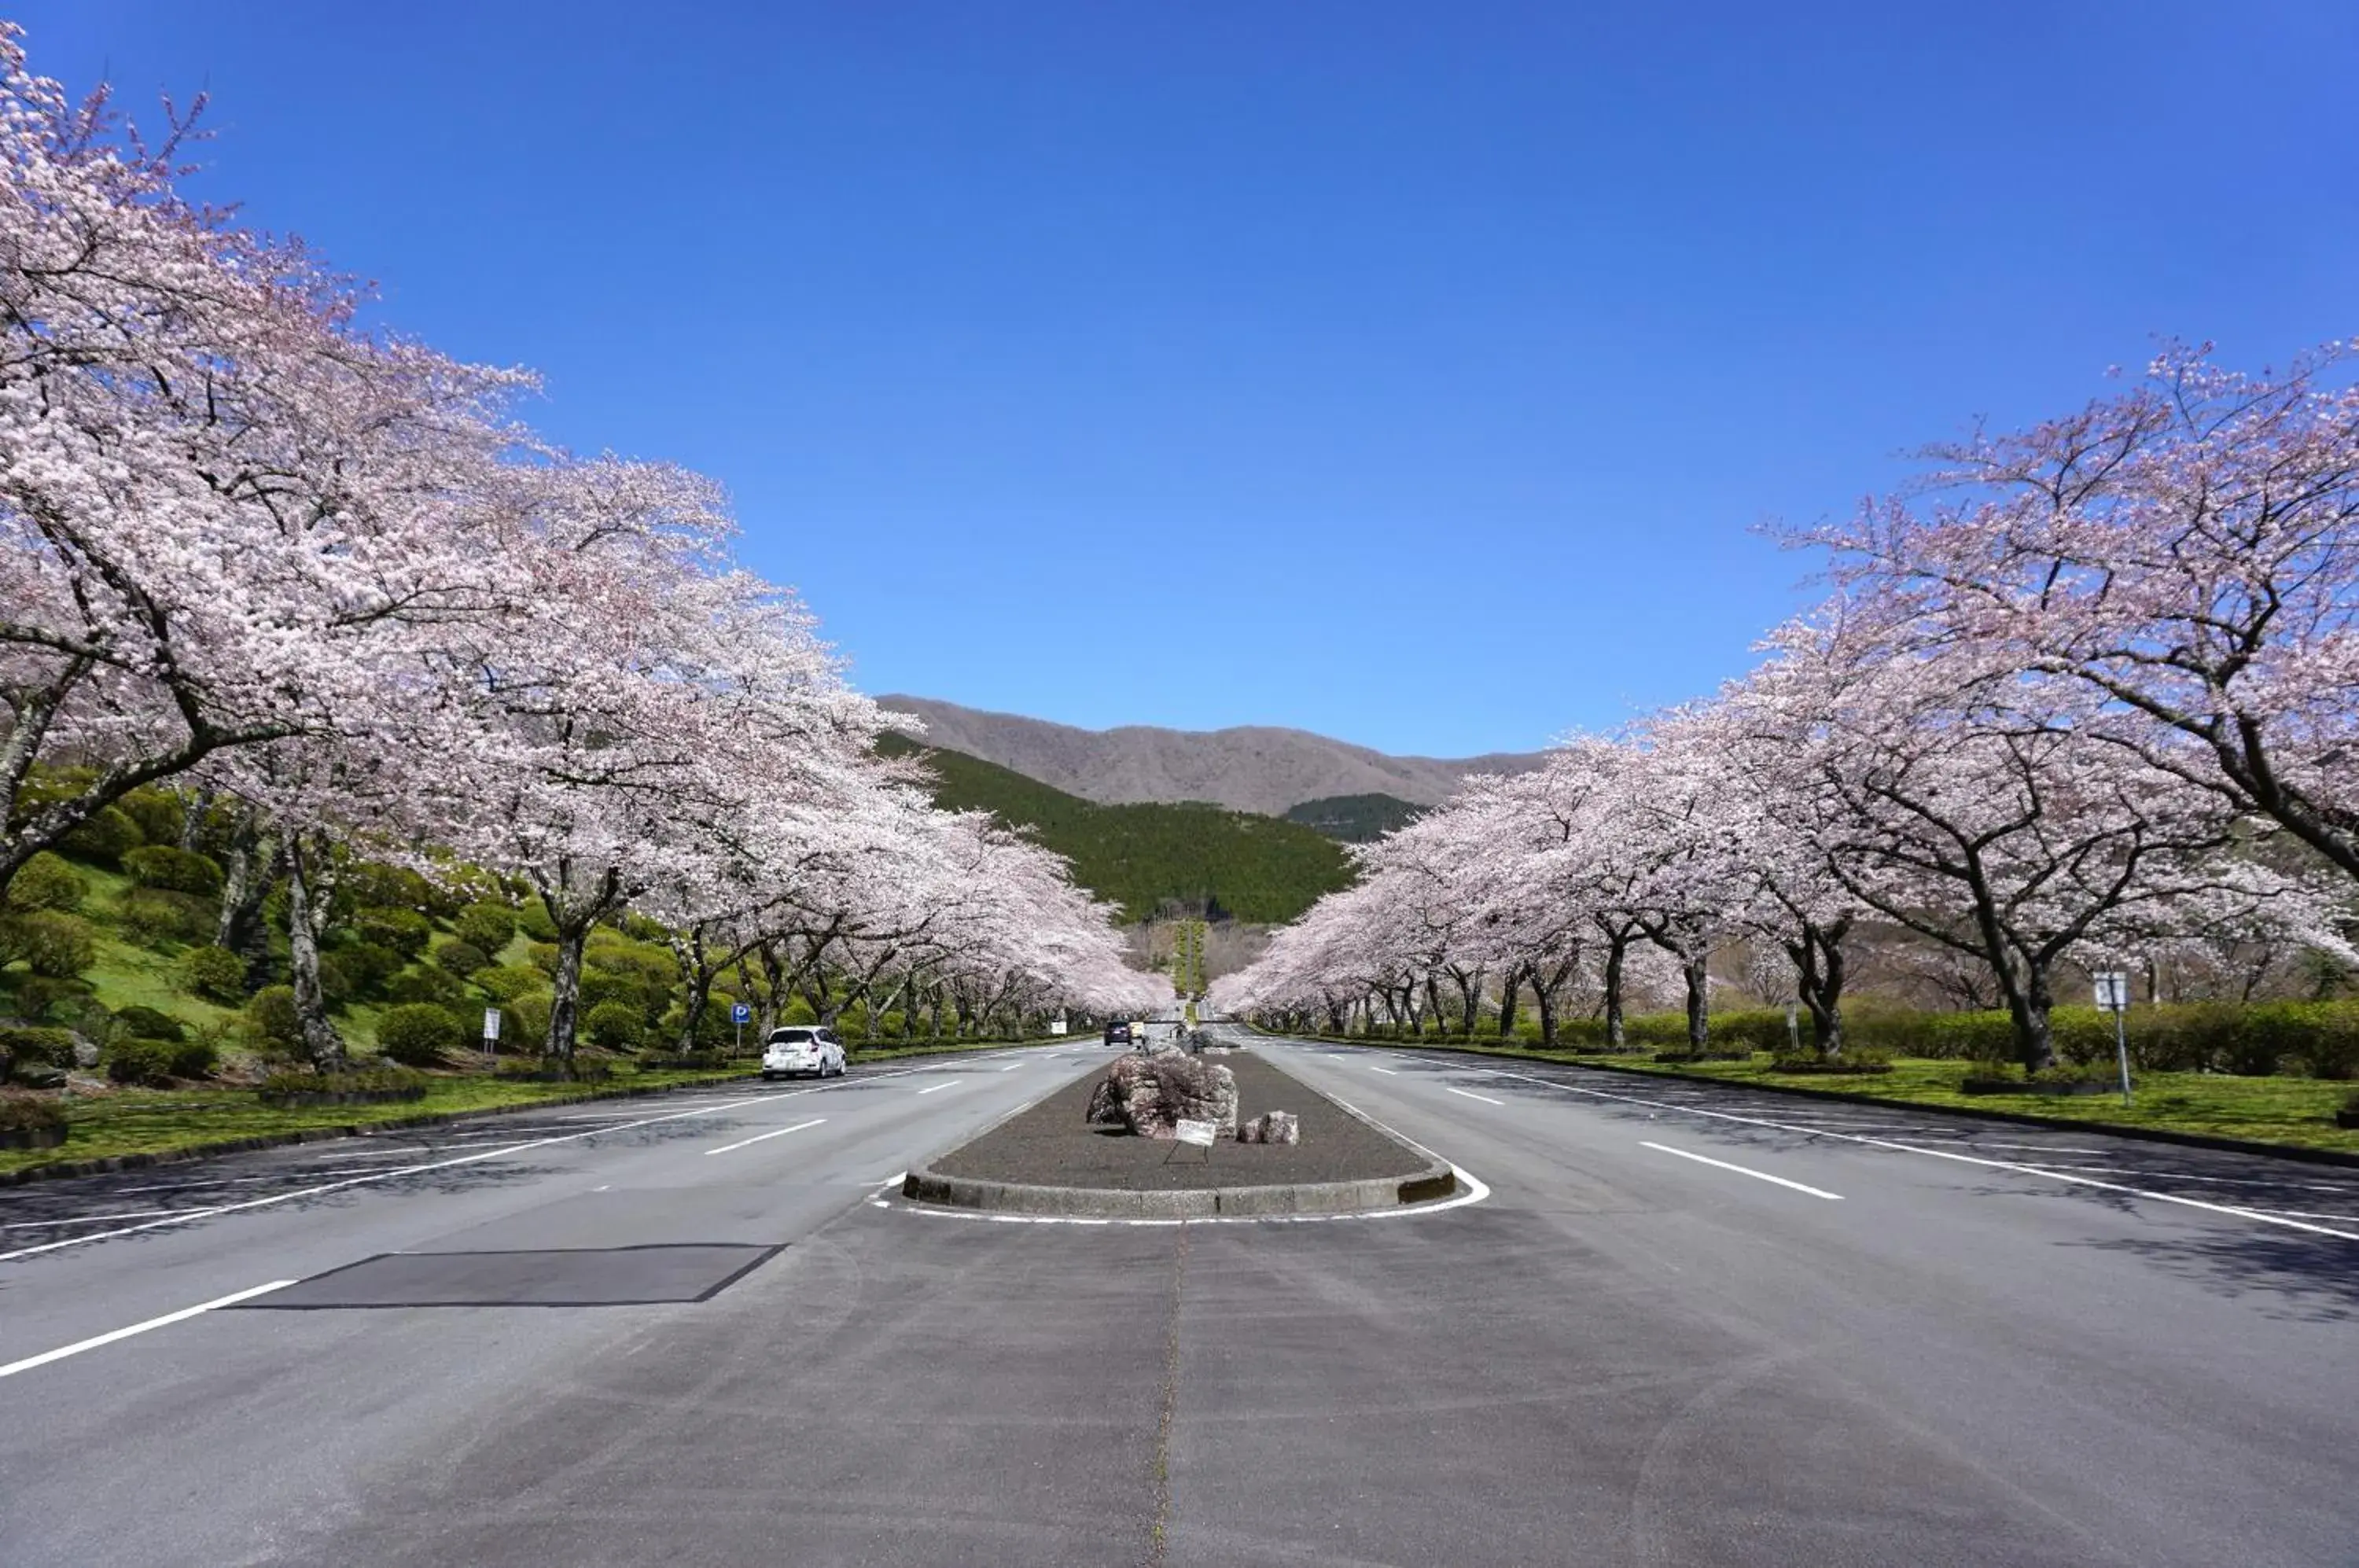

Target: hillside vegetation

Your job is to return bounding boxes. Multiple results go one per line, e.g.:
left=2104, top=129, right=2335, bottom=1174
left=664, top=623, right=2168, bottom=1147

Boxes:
left=881, top=736, right=1354, bottom=922
left=1284, top=793, right=1422, bottom=842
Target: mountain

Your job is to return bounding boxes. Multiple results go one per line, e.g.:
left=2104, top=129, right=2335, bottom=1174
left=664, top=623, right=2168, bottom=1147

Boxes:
left=1283, top=793, right=1423, bottom=843
left=878, top=735, right=1353, bottom=923
left=874, top=695, right=1544, bottom=815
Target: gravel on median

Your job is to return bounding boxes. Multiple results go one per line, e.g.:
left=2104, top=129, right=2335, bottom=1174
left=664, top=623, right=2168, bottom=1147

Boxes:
left=930, top=1050, right=1430, bottom=1192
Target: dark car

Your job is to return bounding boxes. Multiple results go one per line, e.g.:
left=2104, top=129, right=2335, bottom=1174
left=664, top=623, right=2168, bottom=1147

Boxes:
left=1104, top=1021, right=1132, bottom=1046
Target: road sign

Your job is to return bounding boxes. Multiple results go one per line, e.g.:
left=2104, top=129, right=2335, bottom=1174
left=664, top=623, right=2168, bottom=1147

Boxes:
left=732, top=1003, right=753, bottom=1025
left=1173, top=1119, right=1216, bottom=1147
left=482, top=1007, right=502, bottom=1042
left=2092, top=973, right=2130, bottom=1011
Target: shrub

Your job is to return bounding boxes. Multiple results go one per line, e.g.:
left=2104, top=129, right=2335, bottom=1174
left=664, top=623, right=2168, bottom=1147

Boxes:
left=122, top=844, right=226, bottom=897
left=117, top=887, right=213, bottom=945
left=377, top=1003, right=460, bottom=1067
left=259, top=1064, right=426, bottom=1097
left=105, top=1036, right=179, bottom=1085
left=779, top=994, right=818, bottom=1026
left=326, top=940, right=402, bottom=999
left=526, top=941, right=561, bottom=976
left=516, top=901, right=558, bottom=942
left=383, top=963, right=466, bottom=1008
left=178, top=944, right=250, bottom=1003
left=504, top=993, right=551, bottom=1052
left=577, top=967, right=648, bottom=1016
left=432, top=939, right=490, bottom=977
left=583, top=999, right=643, bottom=1051
left=117, top=787, right=187, bottom=848
left=246, top=986, right=301, bottom=1053
left=338, top=862, right=442, bottom=917
left=167, top=1034, right=218, bottom=1080
left=452, top=901, right=517, bottom=955
left=0, top=1091, right=65, bottom=1135
left=112, top=1006, right=188, bottom=1042
left=1, top=911, right=97, bottom=979
left=60, top=805, right=143, bottom=865
left=474, top=964, right=550, bottom=1003
left=353, top=906, right=433, bottom=960
left=618, top=912, right=672, bottom=944
left=4, top=975, right=84, bottom=1023
left=6, top=852, right=86, bottom=913
left=0, top=1025, right=77, bottom=1072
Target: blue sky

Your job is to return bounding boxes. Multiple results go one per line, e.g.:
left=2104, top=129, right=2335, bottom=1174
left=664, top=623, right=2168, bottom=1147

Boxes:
left=16, top=3, right=2356, bottom=756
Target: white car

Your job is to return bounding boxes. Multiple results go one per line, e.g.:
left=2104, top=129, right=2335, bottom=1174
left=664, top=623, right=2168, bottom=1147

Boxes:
left=761, top=1026, right=847, bottom=1080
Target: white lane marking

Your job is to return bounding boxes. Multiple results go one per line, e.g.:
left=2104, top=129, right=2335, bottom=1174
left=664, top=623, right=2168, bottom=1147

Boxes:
left=1643, top=1141, right=1845, bottom=1201
left=2030, top=1164, right=2359, bottom=1192
left=1444, top=1086, right=1504, bottom=1106
left=0, top=1207, right=188, bottom=1230
left=1367, top=1066, right=1398, bottom=1076
left=0, top=1056, right=1014, bottom=1266
left=999, top=1063, right=1025, bottom=1072
left=0, top=1280, right=296, bottom=1379
left=915, top=1081, right=955, bottom=1095
left=1470, top=1065, right=2359, bottom=1242
left=705, top=1118, right=826, bottom=1157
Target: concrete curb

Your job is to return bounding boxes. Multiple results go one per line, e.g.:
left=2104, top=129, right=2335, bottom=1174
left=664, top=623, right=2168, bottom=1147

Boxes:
left=1265, top=1031, right=2359, bottom=1172
left=0, top=1037, right=1078, bottom=1191
left=900, top=1161, right=1459, bottom=1217
left=897, top=1045, right=1458, bottom=1218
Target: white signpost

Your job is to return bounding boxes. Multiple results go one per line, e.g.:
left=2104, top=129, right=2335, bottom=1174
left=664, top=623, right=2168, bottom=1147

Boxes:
left=481, top=1007, right=501, bottom=1061
left=1170, top=1118, right=1217, bottom=1164
left=2092, top=972, right=2133, bottom=1103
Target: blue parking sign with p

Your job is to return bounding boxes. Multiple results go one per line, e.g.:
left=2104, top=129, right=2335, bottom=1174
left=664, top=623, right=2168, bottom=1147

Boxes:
left=732, top=1003, right=753, bottom=1024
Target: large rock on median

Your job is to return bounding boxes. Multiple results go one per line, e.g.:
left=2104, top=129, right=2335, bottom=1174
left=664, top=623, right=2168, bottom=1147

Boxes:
left=1084, top=1050, right=1238, bottom=1139
left=1236, top=1110, right=1299, bottom=1145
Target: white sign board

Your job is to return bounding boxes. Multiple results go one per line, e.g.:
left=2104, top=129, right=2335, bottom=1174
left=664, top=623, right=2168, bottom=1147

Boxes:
left=1048, top=1020, right=1069, bottom=1036
left=2092, top=972, right=2130, bottom=1011
left=1172, top=1119, right=1217, bottom=1148
left=482, top=1007, right=502, bottom=1043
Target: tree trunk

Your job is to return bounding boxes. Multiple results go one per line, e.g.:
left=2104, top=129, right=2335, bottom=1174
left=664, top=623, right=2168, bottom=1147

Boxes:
left=672, top=928, right=713, bottom=1054
left=2008, top=964, right=2057, bottom=1074
left=1682, top=949, right=1710, bottom=1054
left=1496, top=966, right=1523, bottom=1040
left=1602, top=931, right=1629, bottom=1050
left=1785, top=917, right=1850, bottom=1059
left=214, top=810, right=276, bottom=984
left=1452, top=967, right=1482, bottom=1040
left=1535, top=981, right=1557, bottom=1047
left=283, top=833, right=346, bottom=1071
left=547, top=918, right=589, bottom=1067
left=177, top=786, right=212, bottom=852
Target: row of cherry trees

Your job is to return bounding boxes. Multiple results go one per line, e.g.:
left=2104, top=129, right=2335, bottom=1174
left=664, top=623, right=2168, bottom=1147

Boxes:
left=1216, top=343, right=2359, bottom=1071
left=0, top=30, right=1164, bottom=1066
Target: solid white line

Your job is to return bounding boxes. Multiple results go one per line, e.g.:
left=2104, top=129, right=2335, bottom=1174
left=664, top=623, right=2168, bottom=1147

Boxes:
left=1642, top=1141, right=1845, bottom=1200
left=1367, top=1066, right=1398, bottom=1076
left=705, top=1117, right=826, bottom=1156
left=1471, top=1065, right=2359, bottom=1242
left=0, top=1280, right=296, bottom=1378
left=915, top=1081, right=955, bottom=1095
left=0, top=1208, right=187, bottom=1230
left=0, top=1057, right=1006, bottom=1267
left=1444, top=1085, right=1504, bottom=1106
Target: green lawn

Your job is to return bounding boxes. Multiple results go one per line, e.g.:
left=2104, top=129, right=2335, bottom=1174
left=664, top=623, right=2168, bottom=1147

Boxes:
left=1286, top=1036, right=2359, bottom=1156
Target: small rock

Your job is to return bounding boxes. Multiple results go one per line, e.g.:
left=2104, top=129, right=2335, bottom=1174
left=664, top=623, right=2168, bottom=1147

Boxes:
left=71, top=1036, right=100, bottom=1069
left=1236, top=1110, right=1300, bottom=1146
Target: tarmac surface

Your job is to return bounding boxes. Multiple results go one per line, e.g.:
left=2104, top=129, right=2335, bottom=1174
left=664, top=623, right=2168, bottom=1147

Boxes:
left=2, top=1029, right=2355, bottom=1566
left=930, top=1047, right=1430, bottom=1190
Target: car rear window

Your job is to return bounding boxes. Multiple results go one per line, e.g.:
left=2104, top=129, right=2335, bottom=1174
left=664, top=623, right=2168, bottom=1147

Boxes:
left=768, top=1029, right=815, bottom=1044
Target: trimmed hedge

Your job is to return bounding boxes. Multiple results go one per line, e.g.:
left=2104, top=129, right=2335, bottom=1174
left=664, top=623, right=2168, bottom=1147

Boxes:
left=1, top=910, right=97, bottom=978
left=122, top=844, right=225, bottom=896
left=4, top=852, right=85, bottom=913
left=377, top=1003, right=462, bottom=1067
left=178, top=944, right=249, bottom=1003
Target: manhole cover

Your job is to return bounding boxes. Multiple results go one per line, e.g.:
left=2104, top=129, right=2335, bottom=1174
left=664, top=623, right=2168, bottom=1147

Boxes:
left=237, top=1243, right=783, bottom=1309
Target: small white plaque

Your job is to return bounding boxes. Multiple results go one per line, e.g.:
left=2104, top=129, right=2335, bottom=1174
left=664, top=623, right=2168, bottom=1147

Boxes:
left=1173, top=1119, right=1216, bottom=1148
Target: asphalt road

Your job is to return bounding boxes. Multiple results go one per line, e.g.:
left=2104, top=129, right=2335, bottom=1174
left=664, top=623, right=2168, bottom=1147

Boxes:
left=3, top=1031, right=2355, bottom=1566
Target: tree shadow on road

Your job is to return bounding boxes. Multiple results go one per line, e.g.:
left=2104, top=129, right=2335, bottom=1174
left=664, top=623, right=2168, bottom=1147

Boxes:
left=2063, top=1230, right=2359, bottom=1323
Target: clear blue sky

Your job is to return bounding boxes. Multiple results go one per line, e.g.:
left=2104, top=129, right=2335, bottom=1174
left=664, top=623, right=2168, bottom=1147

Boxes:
left=17, top=3, right=2356, bottom=756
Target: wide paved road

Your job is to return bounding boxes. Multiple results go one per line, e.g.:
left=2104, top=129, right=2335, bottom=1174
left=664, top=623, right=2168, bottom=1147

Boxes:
left=2, top=1031, right=2354, bottom=1566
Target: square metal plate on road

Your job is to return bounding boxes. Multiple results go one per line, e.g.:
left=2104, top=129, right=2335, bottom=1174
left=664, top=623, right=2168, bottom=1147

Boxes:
left=234, top=1242, right=784, bottom=1309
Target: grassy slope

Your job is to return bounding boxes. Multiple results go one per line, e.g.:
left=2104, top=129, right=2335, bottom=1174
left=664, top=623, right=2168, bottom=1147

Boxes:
left=1280, top=1036, right=2359, bottom=1155
left=880, top=734, right=1354, bottom=922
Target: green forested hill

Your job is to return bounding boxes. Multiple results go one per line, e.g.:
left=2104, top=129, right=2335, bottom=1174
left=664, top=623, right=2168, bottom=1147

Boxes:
left=1283, top=793, right=1422, bottom=842
left=879, top=735, right=1354, bottom=922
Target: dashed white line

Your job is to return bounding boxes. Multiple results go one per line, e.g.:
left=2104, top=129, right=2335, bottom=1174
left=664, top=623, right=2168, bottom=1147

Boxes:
left=705, top=1117, right=826, bottom=1156
left=1470, top=1065, right=2359, bottom=1242
left=915, top=1081, right=955, bottom=1095
left=999, top=1062, right=1025, bottom=1072
left=1367, top=1066, right=1398, bottom=1076
left=1444, top=1085, right=1504, bottom=1106
left=0, top=1280, right=296, bottom=1379
left=1642, top=1141, right=1845, bottom=1200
